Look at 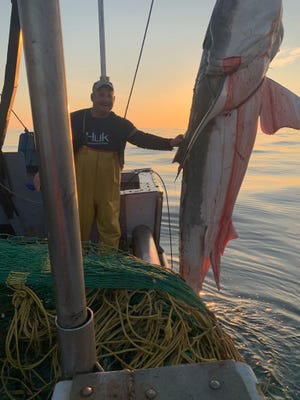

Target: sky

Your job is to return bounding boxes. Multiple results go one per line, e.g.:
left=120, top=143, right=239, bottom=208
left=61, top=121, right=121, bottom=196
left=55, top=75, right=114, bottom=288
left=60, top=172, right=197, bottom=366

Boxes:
left=1, top=0, right=300, bottom=133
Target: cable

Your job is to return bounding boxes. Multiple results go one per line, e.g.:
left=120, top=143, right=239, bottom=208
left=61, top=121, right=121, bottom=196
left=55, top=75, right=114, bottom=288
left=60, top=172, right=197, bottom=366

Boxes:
left=124, top=0, right=155, bottom=118
left=126, top=168, right=174, bottom=270
left=151, top=170, right=174, bottom=270
left=11, top=110, right=29, bottom=132
left=0, top=181, right=42, bottom=205
left=0, top=93, right=30, bottom=132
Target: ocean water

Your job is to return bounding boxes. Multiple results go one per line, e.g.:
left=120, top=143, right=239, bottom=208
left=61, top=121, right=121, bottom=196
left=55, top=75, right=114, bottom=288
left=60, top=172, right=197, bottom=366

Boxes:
left=3, top=128, right=299, bottom=399
left=124, top=129, right=300, bottom=400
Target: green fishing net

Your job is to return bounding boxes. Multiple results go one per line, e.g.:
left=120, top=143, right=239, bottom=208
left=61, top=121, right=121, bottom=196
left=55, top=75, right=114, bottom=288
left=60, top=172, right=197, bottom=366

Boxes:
left=0, top=235, right=242, bottom=399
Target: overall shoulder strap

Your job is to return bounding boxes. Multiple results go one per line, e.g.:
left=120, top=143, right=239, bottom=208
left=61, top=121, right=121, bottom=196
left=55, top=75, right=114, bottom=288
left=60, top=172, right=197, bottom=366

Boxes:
left=82, top=109, right=88, bottom=134
left=72, top=109, right=89, bottom=153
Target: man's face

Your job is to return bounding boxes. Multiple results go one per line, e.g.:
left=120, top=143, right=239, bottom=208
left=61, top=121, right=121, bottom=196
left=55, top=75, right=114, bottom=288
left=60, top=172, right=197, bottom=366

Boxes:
left=91, top=86, right=115, bottom=115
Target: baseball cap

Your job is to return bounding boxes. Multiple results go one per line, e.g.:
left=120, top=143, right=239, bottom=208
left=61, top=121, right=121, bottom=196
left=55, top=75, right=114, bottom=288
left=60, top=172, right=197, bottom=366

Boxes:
left=92, top=78, right=114, bottom=92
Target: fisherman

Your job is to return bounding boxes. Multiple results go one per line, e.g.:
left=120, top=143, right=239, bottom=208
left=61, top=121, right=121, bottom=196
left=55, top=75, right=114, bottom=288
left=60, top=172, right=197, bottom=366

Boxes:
left=34, top=78, right=183, bottom=249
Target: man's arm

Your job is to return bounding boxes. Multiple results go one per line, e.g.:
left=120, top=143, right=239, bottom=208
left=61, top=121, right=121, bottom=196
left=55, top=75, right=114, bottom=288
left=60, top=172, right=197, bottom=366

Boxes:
left=127, top=129, right=183, bottom=150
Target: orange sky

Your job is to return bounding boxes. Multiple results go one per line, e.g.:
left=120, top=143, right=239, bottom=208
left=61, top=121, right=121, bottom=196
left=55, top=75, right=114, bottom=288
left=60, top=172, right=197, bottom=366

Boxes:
left=2, top=1, right=300, bottom=133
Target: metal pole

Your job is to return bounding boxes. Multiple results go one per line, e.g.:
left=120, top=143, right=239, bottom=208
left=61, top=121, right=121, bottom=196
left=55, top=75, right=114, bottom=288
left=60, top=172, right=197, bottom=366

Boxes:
left=17, top=0, right=99, bottom=378
left=97, top=0, right=108, bottom=79
left=0, top=0, right=22, bottom=148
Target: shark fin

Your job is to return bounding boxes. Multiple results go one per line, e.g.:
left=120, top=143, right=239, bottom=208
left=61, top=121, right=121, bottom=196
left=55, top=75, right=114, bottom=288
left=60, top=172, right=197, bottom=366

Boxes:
left=260, top=77, right=300, bottom=134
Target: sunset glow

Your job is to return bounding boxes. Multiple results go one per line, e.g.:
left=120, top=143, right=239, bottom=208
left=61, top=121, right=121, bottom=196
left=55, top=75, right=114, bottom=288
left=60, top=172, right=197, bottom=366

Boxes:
left=1, top=1, right=300, bottom=133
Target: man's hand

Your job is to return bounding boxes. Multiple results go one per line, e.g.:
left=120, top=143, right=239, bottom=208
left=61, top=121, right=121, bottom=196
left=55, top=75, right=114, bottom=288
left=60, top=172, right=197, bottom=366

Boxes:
left=170, top=134, right=184, bottom=147
left=33, top=172, right=41, bottom=191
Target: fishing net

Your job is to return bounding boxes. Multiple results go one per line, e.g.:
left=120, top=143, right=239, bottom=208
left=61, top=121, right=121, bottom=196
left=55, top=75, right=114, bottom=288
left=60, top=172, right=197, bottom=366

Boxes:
left=0, top=234, right=243, bottom=399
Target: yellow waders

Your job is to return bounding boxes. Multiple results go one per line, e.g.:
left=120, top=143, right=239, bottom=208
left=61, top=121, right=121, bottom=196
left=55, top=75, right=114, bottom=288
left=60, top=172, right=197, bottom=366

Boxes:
left=75, top=146, right=121, bottom=249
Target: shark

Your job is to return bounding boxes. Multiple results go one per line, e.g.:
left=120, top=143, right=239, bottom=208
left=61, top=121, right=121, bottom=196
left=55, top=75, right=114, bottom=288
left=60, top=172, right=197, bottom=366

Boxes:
left=174, top=0, right=300, bottom=293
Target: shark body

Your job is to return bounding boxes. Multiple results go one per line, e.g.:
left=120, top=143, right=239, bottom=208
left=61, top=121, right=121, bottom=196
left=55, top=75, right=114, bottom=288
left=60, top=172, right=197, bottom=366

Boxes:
left=175, top=0, right=300, bottom=292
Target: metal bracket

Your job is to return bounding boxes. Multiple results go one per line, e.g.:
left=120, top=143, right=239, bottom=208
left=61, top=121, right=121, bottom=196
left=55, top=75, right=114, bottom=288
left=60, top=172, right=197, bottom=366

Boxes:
left=52, top=360, right=264, bottom=399
left=56, top=307, right=102, bottom=377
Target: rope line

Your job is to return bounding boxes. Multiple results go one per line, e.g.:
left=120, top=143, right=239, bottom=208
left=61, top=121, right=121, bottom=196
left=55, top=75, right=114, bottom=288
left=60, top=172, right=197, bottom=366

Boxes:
left=0, top=181, right=42, bottom=205
left=124, top=0, right=155, bottom=118
left=151, top=170, right=174, bottom=270
left=0, top=237, right=243, bottom=399
left=123, top=168, right=174, bottom=269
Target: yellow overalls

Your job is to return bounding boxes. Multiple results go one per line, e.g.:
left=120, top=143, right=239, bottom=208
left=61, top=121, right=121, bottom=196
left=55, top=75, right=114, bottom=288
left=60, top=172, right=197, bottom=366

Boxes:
left=75, top=146, right=121, bottom=249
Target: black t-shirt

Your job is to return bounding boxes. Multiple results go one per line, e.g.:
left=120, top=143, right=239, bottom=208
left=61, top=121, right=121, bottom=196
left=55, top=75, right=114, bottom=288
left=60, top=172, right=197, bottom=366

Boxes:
left=71, top=109, right=173, bottom=165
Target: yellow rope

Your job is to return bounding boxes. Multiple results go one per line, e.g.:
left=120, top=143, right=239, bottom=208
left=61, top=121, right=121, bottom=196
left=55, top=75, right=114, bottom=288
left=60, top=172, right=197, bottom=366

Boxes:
left=1, top=285, right=58, bottom=399
left=1, top=285, right=243, bottom=399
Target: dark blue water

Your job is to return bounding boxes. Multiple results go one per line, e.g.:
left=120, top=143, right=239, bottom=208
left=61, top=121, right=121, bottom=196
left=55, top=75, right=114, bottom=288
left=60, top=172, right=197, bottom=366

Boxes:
left=125, top=129, right=300, bottom=400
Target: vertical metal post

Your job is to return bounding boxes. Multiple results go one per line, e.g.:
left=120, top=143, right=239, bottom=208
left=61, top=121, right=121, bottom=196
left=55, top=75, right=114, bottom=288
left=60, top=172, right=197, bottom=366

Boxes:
left=0, top=0, right=22, bottom=147
left=97, top=0, right=108, bottom=79
left=17, top=0, right=100, bottom=378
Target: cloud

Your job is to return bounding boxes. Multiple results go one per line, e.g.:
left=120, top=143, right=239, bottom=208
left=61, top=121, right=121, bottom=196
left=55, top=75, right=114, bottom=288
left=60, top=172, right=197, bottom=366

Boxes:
left=271, top=47, right=300, bottom=67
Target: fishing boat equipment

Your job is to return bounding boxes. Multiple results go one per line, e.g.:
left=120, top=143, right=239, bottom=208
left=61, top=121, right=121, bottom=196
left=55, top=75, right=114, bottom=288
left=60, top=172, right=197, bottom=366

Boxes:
left=97, top=0, right=156, bottom=118
left=0, top=236, right=250, bottom=400
left=16, top=0, right=100, bottom=379
left=0, top=0, right=22, bottom=147
left=97, top=0, right=108, bottom=81
left=123, top=0, right=155, bottom=118
left=0, top=0, right=22, bottom=226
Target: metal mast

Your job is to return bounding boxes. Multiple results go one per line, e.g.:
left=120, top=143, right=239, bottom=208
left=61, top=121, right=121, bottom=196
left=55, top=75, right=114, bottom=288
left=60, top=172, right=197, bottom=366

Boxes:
left=16, top=0, right=100, bottom=378
left=97, top=0, right=109, bottom=80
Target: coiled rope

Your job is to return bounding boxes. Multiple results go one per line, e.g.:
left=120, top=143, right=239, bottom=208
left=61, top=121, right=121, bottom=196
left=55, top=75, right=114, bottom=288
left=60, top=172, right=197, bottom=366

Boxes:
left=0, top=236, right=243, bottom=399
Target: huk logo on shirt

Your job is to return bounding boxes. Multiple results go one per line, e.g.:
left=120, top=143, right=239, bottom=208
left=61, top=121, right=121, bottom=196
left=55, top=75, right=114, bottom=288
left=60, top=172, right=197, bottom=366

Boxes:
left=87, top=131, right=109, bottom=145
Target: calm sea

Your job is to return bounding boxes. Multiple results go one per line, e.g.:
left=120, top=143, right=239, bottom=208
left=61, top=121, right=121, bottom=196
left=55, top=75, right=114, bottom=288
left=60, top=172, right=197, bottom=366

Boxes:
left=3, top=128, right=300, bottom=399
left=125, top=128, right=300, bottom=400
